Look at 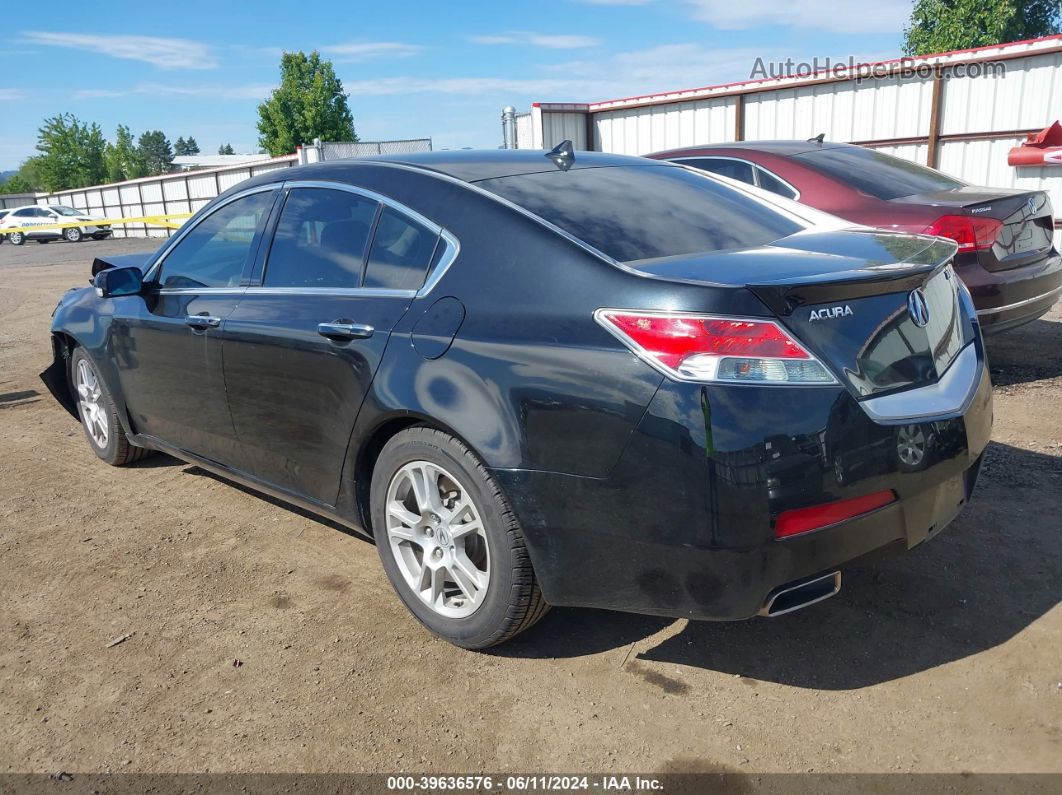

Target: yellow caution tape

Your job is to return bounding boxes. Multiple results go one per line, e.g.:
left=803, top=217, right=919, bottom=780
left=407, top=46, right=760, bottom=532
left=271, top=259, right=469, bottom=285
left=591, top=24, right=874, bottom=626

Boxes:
left=0, top=212, right=193, bottom=235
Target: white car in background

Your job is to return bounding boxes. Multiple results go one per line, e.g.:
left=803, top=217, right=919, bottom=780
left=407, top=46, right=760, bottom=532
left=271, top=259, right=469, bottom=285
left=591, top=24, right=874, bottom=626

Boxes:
left=0, top=205, right=112, bottom=245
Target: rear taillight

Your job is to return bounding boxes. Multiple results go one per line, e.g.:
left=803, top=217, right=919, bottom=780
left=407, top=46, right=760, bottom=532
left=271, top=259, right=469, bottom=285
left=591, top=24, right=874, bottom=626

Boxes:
left=774, top=490, right=896, bottom=539
left=595, top=310, right=836, bottom=385
left=918, top=215, right=1002, bottom=252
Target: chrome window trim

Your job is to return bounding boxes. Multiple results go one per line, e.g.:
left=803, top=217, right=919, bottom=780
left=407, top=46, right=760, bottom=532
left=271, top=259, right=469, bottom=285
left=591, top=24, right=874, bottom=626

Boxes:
left=142, top=183, right=283, bottom=283
left=975, top=284, right=1062, bottom=316
left=255, top=180, right=460, bottom=298
left=670, top=156, right=801, bottom=200
left=859, top=342, right=982, bottom=422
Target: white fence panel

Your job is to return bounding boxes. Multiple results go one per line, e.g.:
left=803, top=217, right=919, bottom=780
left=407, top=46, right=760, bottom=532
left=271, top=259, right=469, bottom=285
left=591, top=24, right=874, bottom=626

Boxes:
left=595, top=98, right=735, bottom=155
left=942, top=51, right=1062, bottom=135
left=745, top=76, right=932, bottom=143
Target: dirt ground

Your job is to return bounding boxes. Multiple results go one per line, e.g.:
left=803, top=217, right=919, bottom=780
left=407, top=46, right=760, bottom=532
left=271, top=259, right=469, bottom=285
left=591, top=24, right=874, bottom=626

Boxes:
left=0, top=237, right=1059, bottom=775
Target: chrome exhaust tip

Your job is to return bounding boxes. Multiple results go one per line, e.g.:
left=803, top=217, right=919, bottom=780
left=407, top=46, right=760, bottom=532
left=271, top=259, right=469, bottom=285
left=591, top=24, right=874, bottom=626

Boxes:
left=759, top=571, right=842, bottom=617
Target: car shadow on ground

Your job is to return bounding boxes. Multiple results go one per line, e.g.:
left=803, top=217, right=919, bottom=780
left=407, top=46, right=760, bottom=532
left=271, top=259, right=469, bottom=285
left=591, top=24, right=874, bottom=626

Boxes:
left=497, top=441, right=1062, bottom=689
left=985, top=317, right=1062, bottom=387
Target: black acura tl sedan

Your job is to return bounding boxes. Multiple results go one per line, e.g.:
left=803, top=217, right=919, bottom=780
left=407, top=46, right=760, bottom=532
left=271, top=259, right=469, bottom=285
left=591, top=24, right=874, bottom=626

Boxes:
left=41, top=146, right=992, bottom=648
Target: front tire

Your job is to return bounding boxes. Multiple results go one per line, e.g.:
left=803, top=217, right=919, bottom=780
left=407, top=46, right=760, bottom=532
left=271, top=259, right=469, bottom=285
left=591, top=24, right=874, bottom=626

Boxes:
left=63, top=227, right=82, bottom=242
left=70, top=347, right=151, bottom=466
left=371, top=427, right=549, bottom=649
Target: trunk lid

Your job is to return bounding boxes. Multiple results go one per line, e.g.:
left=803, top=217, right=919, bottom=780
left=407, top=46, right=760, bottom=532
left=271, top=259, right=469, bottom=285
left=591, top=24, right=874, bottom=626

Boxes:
left=629, top=229, right=970, bottom=398
left=892, top=186, right=1055, bottom=272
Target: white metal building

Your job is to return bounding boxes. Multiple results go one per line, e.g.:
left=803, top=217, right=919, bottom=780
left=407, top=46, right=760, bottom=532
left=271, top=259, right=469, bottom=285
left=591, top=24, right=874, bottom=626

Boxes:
left=512, top=35, right=1062, bottom=235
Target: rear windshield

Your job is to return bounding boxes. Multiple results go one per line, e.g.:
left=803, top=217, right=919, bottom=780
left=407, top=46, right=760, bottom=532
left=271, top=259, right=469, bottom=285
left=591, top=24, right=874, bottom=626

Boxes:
left=792, top=147, right=965, bottom=200
left=476, top=165, right=803, bottom=262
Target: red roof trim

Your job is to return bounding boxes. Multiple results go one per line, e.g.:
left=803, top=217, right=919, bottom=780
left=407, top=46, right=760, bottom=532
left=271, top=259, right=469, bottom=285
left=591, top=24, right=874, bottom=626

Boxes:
left=578, top=34, right=1062, bottom=110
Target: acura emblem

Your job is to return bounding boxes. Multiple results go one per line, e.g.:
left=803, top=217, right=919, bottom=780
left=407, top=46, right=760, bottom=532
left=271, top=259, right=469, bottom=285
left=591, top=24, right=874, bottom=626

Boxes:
left=907, top=289, right=930, bottom=328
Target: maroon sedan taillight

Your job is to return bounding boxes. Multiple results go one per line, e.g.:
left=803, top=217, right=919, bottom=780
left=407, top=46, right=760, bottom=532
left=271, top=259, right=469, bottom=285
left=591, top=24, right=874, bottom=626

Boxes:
left=915, top=215, right=1003, bottom=252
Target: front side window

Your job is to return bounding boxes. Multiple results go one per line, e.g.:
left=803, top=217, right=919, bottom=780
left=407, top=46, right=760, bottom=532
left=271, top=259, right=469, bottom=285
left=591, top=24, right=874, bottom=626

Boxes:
left=363, top=207, right=440, bottom=291
left=478, top=165, right=803, bottom=263
left=263, top=188, right=378, bottom=288
left=678, top=157, right=756, bottom=186
left=792, top=146, right=965, bottom=200
left=51, top=206, right=83, bottom=217
left=157, top=190, right=275, bottom=289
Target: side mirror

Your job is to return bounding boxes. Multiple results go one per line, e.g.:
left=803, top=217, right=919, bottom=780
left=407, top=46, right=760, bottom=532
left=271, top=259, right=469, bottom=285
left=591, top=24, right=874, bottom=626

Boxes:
left=94, top=266, right=143, bottom=298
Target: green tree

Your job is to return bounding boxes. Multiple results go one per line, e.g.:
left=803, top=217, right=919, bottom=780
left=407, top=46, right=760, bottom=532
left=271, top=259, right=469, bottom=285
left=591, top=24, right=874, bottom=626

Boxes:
left=104, top=124, right=145, bottom=182
left=0, top=172, right=34, bottom=193
left=904, top=0, right=1062, bottom=55
left=174, top=136, right=188, bottom=156
left=218, top=142, right=235, bottom=155
left=185, top=136, right=200, bottom=155
left=34, top=114, right=108, bottom=191
left=137, top=130, right=173, bottom=175
left=256, top=51, right=357, bottom=156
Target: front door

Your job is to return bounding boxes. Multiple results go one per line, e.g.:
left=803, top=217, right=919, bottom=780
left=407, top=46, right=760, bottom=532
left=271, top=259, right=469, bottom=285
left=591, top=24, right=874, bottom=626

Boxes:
left=223, top=185, right=442, bottom=505
left=112, top=187, right=278, bottom=464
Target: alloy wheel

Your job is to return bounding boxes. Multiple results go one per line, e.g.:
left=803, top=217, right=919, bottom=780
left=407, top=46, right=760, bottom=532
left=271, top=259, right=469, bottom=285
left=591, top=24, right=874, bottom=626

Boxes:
left=76, top=358, right=109, bottom=449
left=384, top=460, right=491, bottom=619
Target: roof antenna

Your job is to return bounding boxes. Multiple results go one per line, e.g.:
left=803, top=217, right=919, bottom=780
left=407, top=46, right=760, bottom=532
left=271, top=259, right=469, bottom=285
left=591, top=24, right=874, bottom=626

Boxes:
left=546, top=139, right=575, bottom=171
left=808, top=132, right=825, bottom=144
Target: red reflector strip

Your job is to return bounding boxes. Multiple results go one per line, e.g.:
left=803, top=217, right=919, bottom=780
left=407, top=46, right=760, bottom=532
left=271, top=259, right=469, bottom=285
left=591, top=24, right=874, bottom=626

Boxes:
left=774, top=490, right=896, bottom=539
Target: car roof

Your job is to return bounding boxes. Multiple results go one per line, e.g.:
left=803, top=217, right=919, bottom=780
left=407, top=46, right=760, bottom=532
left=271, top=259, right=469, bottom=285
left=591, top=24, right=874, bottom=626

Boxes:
left=653, top=140, right=857, bottom=158
left=248, top=148, right=665, bottom=187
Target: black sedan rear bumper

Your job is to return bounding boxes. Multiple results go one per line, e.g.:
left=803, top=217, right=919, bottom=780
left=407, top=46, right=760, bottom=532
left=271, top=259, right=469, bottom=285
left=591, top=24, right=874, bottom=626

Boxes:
left=496, top=363, right=992, bottom=621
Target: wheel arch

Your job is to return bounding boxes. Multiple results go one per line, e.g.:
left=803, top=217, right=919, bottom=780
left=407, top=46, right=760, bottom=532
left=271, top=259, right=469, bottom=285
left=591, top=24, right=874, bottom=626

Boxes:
left=349, top=411, right=492, bottom=533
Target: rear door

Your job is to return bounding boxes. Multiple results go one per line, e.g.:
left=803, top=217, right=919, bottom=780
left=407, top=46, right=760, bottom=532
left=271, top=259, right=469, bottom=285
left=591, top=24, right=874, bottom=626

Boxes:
left=222, top=183, right=444, bottom=506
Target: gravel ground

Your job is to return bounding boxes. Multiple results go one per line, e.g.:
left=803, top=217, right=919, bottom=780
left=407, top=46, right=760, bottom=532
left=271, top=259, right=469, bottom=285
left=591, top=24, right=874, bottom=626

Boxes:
left=0, top=237, right=1059, bottom=775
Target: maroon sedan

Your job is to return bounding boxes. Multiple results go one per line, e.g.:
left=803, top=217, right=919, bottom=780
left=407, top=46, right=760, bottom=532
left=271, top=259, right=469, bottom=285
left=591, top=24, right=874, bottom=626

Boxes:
left=649, top=141, right=1062, bottom=333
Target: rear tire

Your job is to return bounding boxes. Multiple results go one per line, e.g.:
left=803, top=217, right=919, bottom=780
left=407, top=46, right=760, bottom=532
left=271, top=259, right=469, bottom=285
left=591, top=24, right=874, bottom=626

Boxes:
left=63, top=227, right=82, bottom=242
left=10, top=232, right=25, bottom=245
left=70, top=347, right=151, bottom=466
left=371, top=427, right=549, bottom=649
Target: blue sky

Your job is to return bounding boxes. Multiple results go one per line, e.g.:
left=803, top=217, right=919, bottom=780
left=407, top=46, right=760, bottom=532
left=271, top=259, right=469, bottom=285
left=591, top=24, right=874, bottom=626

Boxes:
left=0, top=0, right=914, bottom=171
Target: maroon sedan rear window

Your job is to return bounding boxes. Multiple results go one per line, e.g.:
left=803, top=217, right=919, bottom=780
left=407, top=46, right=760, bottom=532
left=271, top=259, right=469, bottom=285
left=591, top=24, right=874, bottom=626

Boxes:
left=793, top=147, right=965, bottom=201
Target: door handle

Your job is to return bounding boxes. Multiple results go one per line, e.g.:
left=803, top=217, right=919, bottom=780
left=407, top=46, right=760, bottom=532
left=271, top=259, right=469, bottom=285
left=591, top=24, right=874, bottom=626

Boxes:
left=317, top=321, right=374, bottom=340
left=185, top=314, right=221, bottom=329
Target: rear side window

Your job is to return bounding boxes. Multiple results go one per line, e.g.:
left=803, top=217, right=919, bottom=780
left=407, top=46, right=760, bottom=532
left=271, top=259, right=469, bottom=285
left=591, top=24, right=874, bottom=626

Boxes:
left=363, top=207, right=439, bottom=291
left=478, top=165, right=803, bottom=262
left=793, top=147, right=965, bottom=200
left=756, top=168, right=798, bottom=199
left=677, top=157, right=756, bottom=186
left=264, top=188, right=378, bottom=288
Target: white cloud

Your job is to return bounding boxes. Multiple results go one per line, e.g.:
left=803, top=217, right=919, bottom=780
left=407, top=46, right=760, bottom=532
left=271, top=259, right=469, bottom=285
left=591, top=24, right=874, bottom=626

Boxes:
left=20, top=31, right=217, bottom=69
left=321, top=42, right=423, bottom=61
left=684, top=0, right=910, bottom=33
left=577, top=0, right=653, bottom=5
left=342, top=43, right=763, bottom=101
left=0, top=88, right=24, bottom=100
left=74, top=82, right=273, bottom=100
left=470, top=31, right=601, bottom=49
